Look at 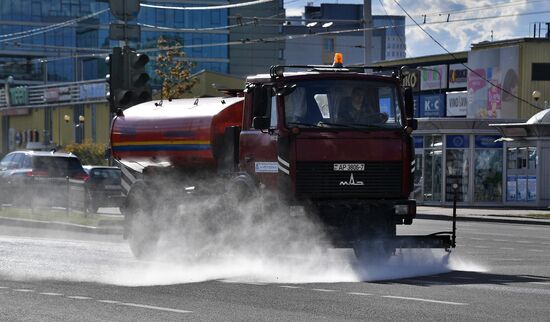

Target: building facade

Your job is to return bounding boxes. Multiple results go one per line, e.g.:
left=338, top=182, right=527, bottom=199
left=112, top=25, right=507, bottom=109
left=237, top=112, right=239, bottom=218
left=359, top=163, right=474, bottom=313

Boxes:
left=284, top=3, right=405, bottom=66
left=375, top=38, right=550, bottom=208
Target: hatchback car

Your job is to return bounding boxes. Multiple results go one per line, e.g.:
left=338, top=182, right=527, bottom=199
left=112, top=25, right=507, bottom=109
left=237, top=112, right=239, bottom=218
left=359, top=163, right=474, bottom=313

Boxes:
left=83, top=166, right=124, bottom=213
left=0, top=150, right=88, bottom=207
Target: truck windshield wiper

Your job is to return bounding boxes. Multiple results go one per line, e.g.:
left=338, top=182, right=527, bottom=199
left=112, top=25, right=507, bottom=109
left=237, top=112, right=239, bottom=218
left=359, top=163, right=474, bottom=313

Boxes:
left=316, top=121, right=353, bottom=128
left=286, top=121, right=321, bottom=128
left=349, top=123, right=388, bottom=129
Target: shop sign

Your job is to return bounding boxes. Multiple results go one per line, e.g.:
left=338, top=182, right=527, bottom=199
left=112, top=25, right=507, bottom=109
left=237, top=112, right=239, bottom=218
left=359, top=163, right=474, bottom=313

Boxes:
left=9, top=86, right=29, bottom=106
left=1, top=108, right=30, bottom=116
left=45, top=87, right=72, bottom=102
left=420, top=65, right=448, bottom=91
left=446, top=135, right=469, bottom=148
left=80, top=83, right=106, bottom=100
left=474, top=135, right=502, bottom=148
left=448, top=64, right=468, bottom=88
left=419, top=94, right=445, bottom=117
left=413, top=136, right=423, bottom=149
left=401, top=69, right=421, bottom=92
left=446, top=91, right=468, bottom=117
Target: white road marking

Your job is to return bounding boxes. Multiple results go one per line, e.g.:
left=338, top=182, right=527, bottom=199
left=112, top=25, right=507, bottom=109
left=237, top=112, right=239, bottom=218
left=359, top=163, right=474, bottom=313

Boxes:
left=67, top=296, right=93, bottom=300
left=119, top=302, right=192, bottom=314
left=527, top=249, right=545, bottom=252
left=13, top=289, right=34, bottom=293
left=347, top=292, right=372, bottom=296
left=39, top=292, right=63, bottom=296
left=499, top=247, right=515, bottom=250
left=311, top=288, right=336, bottom=292
left=530, top=282, right=550, bottom=285
left=279, top=285, right=302, bottom=289
left=473, top=246, right=490, bottom=249
left=493, top=258, right=523, bottom=261
left=452, top=277, right=476, bottom=280
left=516, top=241, right=532, bottom=244
left=493, top=239, right=508, bottom=242
left=0, top=287, right=9, bottom=289
left=382, top=295, right=467, bottom=306
left=470, top=238, right=486, bottom=241
left=97, top=300, right=120, bottom=304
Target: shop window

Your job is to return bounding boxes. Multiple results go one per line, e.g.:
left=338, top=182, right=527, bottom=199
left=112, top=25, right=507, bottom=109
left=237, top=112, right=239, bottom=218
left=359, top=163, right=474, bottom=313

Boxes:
left=474, top=136, right=503, bottom=202
left=445, top=135, right=470, bottom=202
left=423, top=135, right=442, bottom=201
left=506, top=146, right=537, bottom=202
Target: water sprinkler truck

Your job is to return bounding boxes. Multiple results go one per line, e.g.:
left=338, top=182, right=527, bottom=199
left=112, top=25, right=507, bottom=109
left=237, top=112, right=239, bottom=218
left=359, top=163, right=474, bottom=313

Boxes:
left=110, top=55, right=457, bottom=260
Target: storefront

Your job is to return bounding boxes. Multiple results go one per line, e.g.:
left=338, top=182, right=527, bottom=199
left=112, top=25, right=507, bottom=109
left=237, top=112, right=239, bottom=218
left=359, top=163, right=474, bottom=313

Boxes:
left=412, top=118, right=510, bottom=206
left=491, top=109, right=550, bottom=208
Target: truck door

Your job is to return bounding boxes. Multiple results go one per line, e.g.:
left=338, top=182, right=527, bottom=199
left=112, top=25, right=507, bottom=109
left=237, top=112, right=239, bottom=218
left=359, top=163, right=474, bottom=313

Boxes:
left=239, top=85, right=279, bottom=189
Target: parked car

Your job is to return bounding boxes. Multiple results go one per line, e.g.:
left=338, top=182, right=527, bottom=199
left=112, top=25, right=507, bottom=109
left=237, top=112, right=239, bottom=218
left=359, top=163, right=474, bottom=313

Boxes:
left=83, top=166, right=124, bottom=213
left=0, top=150, right=88, bottom=207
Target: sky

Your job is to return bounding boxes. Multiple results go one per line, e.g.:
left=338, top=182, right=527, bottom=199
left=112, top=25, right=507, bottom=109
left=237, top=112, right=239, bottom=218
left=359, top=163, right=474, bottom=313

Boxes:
left=284, top=0, right=550, bottom=58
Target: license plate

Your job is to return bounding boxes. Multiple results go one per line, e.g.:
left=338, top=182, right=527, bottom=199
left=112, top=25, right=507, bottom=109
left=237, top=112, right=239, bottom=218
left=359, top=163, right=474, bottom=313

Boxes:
left=333, top=163, right=365, bottom=171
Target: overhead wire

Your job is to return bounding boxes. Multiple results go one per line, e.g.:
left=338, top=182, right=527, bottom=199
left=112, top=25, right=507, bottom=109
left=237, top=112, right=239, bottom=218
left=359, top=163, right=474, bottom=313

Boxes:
left=391, top=0, right=542, bottom=111
left=140, top=0, right=273, bottom=10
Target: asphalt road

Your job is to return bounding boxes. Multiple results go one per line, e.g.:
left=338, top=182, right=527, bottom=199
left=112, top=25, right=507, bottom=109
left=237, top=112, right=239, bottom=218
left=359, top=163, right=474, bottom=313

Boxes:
left=0, top=218, right=549, bottom=321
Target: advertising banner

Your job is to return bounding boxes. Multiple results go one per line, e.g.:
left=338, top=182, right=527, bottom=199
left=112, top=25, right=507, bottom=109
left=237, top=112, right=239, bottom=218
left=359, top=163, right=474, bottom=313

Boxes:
left=420, top=65, right=448, bottom=91
left=446, top=91, right=468, bottom=117
left=506, top=175, right=516, bottom=201
left=517, top=175, right=527, bottom=201
left=419, top=94, right=445, bottom=117
left=527, top=175, right=536, bottom=201
left=475, top=135, right=503, bottom=148
left=449, top=63, right=468, bottom=89
left=9, top=86, right=29, bottom=106
left=467, top=46, right=519, bottom=119
left=446, top=135, right=469, bottom=148
left=80, top=83, right=106, bottom=100
left=401, top=69, right=421, bottom=92
left=45, top=87, right=72, bottom=102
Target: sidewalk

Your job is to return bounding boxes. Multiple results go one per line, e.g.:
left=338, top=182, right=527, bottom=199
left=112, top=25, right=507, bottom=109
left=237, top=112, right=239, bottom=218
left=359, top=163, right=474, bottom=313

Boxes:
left=417, top=206, right=550, bottom=225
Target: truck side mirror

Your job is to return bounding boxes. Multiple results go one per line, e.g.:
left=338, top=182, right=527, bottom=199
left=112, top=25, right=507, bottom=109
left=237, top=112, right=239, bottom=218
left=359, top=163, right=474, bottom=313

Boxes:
left=404, top=87, right=414, bottom=119
left=252, top=116, right=270, bottom=130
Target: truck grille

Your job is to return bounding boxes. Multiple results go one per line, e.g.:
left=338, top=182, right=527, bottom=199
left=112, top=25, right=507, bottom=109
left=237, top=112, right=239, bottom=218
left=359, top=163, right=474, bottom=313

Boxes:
left=295, top=161, right=402, bottom=198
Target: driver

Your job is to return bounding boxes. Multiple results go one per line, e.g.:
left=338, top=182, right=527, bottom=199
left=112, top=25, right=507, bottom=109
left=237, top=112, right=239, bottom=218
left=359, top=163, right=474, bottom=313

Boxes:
left=338, top=87, right=387, bottom=123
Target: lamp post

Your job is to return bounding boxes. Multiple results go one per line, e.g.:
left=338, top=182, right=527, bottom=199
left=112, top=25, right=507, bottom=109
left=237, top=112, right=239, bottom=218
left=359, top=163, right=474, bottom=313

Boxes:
left=532, top=90, right=541, bottom=109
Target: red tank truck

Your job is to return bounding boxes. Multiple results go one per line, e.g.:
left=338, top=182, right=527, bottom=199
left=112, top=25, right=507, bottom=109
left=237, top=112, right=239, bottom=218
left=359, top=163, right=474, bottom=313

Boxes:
left=111, top=58, right=456, bottom=259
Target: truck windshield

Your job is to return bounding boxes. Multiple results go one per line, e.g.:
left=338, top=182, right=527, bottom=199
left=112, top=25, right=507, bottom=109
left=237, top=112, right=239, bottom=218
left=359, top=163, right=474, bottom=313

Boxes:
left=284, top=79, right=402, bottom=129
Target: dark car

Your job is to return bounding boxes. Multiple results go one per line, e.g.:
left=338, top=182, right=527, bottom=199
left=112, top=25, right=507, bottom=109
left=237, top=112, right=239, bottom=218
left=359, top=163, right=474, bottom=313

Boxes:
left=0, top=150, right=88, bottom=207
left=83, top=166, right=124, bottom=213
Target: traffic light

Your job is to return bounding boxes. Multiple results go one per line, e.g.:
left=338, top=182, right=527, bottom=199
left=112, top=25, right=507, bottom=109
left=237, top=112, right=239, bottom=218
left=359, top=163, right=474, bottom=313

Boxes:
left=125, top=48, right=152, bottom=105
left=106, top=47, right=131, bottom=112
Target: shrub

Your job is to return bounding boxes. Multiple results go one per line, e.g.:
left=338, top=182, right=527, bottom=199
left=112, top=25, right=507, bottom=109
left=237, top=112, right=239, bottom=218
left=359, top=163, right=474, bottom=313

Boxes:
left=64, top=141, right=108, bottom=166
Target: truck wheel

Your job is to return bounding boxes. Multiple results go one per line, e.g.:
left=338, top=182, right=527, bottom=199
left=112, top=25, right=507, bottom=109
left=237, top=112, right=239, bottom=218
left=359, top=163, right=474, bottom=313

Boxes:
left=125, top=183, right=159, bottom=259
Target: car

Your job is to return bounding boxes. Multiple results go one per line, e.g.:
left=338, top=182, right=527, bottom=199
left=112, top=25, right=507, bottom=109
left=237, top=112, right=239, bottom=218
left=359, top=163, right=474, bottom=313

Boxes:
left=0, top=150, right=88, bottom=207
left=83, top=165, right=124, bottom=213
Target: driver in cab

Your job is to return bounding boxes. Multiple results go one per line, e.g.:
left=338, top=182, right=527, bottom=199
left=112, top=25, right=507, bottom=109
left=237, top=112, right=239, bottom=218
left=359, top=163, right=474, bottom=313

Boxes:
left=338, top=87, right=387, bottom=124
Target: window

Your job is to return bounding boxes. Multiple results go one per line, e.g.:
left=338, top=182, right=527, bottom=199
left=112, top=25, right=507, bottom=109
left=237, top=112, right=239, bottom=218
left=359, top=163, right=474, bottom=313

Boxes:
left=270, top=95, right=278, bottom=128
left=532, top=63, right=550, bottom=81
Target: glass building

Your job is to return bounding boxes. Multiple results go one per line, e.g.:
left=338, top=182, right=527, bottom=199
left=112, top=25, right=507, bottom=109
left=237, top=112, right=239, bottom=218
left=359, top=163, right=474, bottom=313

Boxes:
left=0, top=0, right=229, bottom=85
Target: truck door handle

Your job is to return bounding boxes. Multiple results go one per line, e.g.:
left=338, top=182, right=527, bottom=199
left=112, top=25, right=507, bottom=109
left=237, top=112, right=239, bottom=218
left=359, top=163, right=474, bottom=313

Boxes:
left=245, top=154, right=254, bottom=162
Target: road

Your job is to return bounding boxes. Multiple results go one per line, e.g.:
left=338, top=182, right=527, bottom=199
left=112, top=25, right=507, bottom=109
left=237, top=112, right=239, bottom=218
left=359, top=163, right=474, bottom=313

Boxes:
left=0, top=218, right=549, bottom=321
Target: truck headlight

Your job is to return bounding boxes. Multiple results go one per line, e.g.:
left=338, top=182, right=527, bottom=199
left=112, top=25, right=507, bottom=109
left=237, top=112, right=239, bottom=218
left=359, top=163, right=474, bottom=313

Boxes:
left=394, top=204, right=409, bottom=215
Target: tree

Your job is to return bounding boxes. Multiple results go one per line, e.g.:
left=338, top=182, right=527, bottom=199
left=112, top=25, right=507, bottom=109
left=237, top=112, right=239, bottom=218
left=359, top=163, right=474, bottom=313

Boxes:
left=155, top=36, right=198, bottom=100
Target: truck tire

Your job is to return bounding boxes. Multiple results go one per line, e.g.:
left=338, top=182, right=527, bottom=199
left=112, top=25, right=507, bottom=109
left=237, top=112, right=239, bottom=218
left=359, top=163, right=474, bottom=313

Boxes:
left=353, top=213, right=396, bottom=265
left=125, top=182, right=159, bottom=259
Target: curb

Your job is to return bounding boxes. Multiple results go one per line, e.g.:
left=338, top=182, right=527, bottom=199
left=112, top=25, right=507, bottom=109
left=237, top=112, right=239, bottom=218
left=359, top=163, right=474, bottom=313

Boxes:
left=416, top=213, right=550, bottom=226
left=0, top=217, right=123, bottom=235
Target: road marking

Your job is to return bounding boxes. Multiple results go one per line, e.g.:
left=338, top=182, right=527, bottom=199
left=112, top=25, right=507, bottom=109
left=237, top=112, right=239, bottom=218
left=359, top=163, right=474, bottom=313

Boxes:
left=530, top=282, right=550, bottom=285
left=493, top=258, right=523, bottom=261
left=527, top=249, right=545, bottom=252
left=499, top=247, right=515, bottom=250
left=311, top=288, right=336, bottom=292
left=67, top=296, right=93, bottom=300
left=473, top=246, right=490, bottom=249
left=279, top=285, right=302, bottom=289
left=119, top=302, right=192, bottom=314
left=516, top=241, right=532, bottom=244
left=0, top=287, right=9, bottom=289
left=347, top=292, right=373, bottom=296
left=452, top=277, right=476, bottom=280
left=39, top=292, right=63, bottom=296
left=13, top=289, right=34, bottom=293
left=382, top=295, right=467, bottom=306
left=97, top=300, right=120, bottom=304
left=470, top=238, right=486, bottom=241
left=493, top=239, right=508, bottom=242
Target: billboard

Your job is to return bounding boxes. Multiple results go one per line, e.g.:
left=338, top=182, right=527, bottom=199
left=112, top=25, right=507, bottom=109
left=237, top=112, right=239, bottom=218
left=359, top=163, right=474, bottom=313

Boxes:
left=449, top=64, right=468, bottom=89
left=419, top=94, right=445, bottom=117
left=467, top=46, right=519, bottom=119
left=420, top=65, right=448, bottom=91
left=446, top=91, right=468, bottom=117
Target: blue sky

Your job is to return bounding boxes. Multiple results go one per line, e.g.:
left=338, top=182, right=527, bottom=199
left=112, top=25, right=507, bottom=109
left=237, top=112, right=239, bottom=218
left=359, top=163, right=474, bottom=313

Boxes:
left=284, top=0, right=550, bottom=58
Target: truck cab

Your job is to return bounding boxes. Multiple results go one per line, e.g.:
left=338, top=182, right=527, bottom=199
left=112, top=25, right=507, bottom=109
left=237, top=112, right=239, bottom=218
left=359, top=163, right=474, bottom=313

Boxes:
left=237, top=65, right=418, bottom=250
